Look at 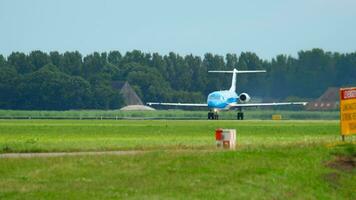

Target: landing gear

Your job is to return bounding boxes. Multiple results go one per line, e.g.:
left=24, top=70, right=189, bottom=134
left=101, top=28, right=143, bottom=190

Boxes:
left=208, top=111, right=219, bottom=120
left=208, top=112, right=213, bottom=120
left=237, top=112, right=244, bottom=120
left=236, top=108, right=244, bottom=120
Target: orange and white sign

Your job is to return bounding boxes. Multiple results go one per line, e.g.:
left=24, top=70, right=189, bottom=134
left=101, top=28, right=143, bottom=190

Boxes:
left=340, top=87, right=356, bottom=136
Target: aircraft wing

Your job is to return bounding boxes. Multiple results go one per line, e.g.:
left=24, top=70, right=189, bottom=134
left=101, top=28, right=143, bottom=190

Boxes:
left=147, top=102, right=307, bottom=108
left=147, top=102, right=208, bottom=107
left=229, top=102, right=307, bottom=107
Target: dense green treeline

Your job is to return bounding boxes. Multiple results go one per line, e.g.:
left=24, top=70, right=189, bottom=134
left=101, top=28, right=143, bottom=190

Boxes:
left=0, top=49, right=355, bottom=110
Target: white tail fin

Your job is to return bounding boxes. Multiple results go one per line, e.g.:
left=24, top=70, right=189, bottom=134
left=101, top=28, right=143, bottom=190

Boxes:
left=208, top=68, right=266, bottom=92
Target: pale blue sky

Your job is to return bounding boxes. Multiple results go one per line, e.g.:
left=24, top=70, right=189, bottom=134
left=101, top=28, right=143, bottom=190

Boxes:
left=0, top=0, right=355, bottom=59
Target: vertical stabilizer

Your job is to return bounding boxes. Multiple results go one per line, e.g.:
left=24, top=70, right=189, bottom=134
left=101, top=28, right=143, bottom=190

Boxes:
left=229, top=69, right=237, bottom=92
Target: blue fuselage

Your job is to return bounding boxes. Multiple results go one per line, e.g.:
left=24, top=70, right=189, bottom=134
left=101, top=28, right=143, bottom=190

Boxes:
left=207, top=90, right=239, bottom=110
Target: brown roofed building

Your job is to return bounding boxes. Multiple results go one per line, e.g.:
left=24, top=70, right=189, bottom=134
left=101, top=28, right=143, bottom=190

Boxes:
left=306, top=87, right=339, bottom=110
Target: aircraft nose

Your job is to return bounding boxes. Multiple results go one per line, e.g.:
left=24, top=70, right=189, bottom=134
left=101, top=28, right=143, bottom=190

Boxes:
left=208, top=100, right=218, bottom=107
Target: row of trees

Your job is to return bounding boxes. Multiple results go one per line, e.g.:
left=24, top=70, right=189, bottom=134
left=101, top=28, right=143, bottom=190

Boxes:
left=0, top=49, right=355, bottom=110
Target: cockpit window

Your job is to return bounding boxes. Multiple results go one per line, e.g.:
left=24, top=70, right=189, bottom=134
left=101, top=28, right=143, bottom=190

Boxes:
left=209, top=93, right=222, bottom=100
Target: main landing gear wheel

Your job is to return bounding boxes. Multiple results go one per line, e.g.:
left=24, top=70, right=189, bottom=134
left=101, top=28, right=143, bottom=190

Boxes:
left=237, top=107, right=244, bottom=120
left=208, top=111, right=219, bottom=120
left=237, top=112, right=244, bottom=120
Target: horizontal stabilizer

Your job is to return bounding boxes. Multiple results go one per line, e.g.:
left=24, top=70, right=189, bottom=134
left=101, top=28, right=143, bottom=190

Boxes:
left=209, top=68, right=266, bottom=92
left=208, top=70, right=266, bottom=73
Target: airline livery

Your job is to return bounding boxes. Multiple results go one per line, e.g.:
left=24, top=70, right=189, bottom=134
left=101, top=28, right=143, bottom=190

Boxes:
left=147, top=68, right=307, bottom=120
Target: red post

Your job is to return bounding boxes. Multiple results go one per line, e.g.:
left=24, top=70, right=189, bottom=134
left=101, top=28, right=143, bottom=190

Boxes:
left=215, top=129, right=223, bottom=141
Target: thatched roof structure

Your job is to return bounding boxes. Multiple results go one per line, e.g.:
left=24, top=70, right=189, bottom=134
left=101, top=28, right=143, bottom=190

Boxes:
left=112, top=81, right=143, bottom=106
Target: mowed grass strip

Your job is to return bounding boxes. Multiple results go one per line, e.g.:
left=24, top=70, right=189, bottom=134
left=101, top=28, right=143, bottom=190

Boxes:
left=0, top=120, right=341, bottom=153
left=0, top=145, right=354, bottom=199
left=0, top=120, right=340, bottom=153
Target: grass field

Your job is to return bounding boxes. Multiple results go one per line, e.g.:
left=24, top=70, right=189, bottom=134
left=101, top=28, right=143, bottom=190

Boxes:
left=0, top=109, right=339, bottom=120
left=0, top=120, right=343, bottom=153
left=0, top=120, right=355, bottom=199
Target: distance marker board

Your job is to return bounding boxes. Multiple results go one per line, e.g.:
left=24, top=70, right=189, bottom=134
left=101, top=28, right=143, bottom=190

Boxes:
left=340, top=87, right=356, bottom=136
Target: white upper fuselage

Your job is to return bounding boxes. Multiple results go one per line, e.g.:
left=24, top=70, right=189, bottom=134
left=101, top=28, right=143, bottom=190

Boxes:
left=207, top=90, right=239, bottom=110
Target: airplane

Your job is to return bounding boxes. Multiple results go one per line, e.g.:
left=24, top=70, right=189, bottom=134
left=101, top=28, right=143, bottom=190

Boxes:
left=147, top=68, right=307, bottom=120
